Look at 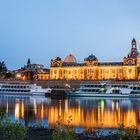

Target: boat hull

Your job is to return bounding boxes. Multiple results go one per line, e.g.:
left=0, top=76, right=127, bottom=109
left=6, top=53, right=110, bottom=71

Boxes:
left=0, top=91, right=51, bottom=96
left=68, top=92, right=140, bottom=98
left=68, top=92, right=129, bottom=97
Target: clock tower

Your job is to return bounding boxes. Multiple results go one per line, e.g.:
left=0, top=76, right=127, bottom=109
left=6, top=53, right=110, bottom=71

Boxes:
left=131, top=38, right=137, bottom=51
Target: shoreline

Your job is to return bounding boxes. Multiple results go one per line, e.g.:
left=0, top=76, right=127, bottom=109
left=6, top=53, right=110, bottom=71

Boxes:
left=0, top=79, right=140, bottom=89
left=26, top=127, right=140, bottom=140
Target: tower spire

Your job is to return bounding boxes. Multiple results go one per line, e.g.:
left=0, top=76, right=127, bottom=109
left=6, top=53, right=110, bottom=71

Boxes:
left=27, top=58, right=31, bottom=68
left=131, top=38, right=137, bottom=51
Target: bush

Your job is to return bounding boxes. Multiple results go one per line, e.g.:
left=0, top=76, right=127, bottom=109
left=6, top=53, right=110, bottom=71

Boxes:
left=117, top=123, right=138, bottom=140
left=63, top=116, right=76, bottom=140
left=0, top=112, right=27, bottom=140
left=52, top=116, right=63, bottom=140
left=52, top=116, right=76, bottom=140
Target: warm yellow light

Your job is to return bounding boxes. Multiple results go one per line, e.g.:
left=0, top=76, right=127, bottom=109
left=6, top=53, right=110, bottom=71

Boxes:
left=15, top=101, right=19, bottom=121
left=16, top=73, right=21, bottom=78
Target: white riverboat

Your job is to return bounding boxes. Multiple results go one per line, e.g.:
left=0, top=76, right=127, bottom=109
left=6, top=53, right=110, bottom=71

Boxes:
left=106, top=85, right=131, bottom=94
left=0, top=83, right=52, bottom=96
left=67, top=83, right=140, bottom=98
left=129, top=85, right=140, bottom=97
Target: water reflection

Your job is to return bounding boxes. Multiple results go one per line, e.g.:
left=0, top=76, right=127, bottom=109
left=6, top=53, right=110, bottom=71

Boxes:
left=0, top=96, right=140, bottom=133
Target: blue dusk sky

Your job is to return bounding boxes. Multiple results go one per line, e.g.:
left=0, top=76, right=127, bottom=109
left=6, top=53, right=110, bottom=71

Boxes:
left=0, top=0, right=140, bottom=70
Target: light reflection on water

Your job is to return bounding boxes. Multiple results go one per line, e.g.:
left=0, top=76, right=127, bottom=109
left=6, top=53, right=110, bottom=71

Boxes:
left=0, top=96, right=140, bottom=133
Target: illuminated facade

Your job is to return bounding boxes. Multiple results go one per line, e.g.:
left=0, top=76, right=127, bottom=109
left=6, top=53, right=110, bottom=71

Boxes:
left=15, top=59, right=50, bottom=80
left=50, top=38, right=140, bottom=80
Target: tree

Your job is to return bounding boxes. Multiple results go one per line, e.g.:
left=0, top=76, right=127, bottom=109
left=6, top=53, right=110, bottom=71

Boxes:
left=0, top=61, right=7, bottom=77
left=5, top=72, right=16, bottom=79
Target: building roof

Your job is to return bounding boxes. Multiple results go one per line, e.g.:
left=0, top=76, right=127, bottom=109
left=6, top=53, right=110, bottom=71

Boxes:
left=84, top=54, right=98, bottom=61
left=64, top=54, right=77, bottom=64
left=39, top=68, right=50, bottom=74
left=62, top=62, right=86, bottom=67
left=128, top=51, right=139, bottom=58
left=30, top=64, right=44, bottom=66
left=99, top=62, right=123, bottom=66
left=132, top=38, right=136, bottom=43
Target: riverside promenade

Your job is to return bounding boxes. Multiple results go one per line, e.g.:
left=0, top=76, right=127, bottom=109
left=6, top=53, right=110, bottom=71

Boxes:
left=34, top=80, right=139, bottom=89
left=0, top=80, right=139, bottom=89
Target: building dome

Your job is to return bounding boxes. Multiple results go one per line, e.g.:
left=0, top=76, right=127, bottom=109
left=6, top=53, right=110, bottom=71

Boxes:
left=64, top=54, right=77, bottom=63
left=84, top=54, right=98, bottom=61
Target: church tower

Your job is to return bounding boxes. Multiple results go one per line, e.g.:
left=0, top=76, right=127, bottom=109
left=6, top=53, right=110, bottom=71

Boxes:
left=27, top=58, right=31, bottom=68
left=131, top=38, right=137, bottom=52
left=123, top=38, right=138, bottom=65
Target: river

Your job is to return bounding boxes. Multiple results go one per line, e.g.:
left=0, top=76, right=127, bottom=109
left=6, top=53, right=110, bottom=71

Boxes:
left=0, top=95, right=139, bottom=133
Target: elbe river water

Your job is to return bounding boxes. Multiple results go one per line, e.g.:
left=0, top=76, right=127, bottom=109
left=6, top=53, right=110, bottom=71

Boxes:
left=0, top=95, right=139, bottom=134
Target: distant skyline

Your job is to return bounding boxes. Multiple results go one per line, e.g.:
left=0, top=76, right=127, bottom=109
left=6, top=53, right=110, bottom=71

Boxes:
left=0, top=0, right=140, bottom=70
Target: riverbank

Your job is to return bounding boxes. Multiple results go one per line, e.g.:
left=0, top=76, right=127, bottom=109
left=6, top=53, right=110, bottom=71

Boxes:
left=0, top=79, right=139, bottom=89
left=26, top=127, right=140, bottom=140
left=34, top=80, right=140, bottom=89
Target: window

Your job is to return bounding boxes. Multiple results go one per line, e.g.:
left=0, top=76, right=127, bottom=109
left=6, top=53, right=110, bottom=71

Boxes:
left=69, top=71, right=71, bottom=74
left=80, top=69, right=83, bottom=74
left=128, top=69, right=132, bottom=73
left=88, top=69, right=93, bottom=74
left=100, top=69, right=103, bottom=74
left=112, top=69, right=115, bottom=73
left=74, top=70, right=77, bottom=74
left=54, top=70, right=57, bottom=74
left=63, top=70, right=66, bottom=74
left=119, top=69, right=122, bottom=73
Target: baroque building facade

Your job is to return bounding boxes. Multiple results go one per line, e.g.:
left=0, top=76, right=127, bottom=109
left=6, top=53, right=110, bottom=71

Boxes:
left=15, top=59, right=50, bottom=80
left=50, top=38, right=140, bottom=80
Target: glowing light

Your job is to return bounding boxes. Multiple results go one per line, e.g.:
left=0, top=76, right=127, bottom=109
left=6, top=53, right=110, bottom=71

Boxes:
left=33, top=99, right=37, bottom=115
left=6, top=100, right=8, bottom=113
left=21, top=100, right=24, bottom=118
left=16, top=73, right=21, bottom=78
left=41, top=100, right=44, bottom=120
left=15, top=100, right=19, bottom=121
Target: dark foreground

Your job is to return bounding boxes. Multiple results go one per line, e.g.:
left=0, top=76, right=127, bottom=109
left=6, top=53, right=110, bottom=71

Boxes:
left=26, top=127, right=140, bottom=140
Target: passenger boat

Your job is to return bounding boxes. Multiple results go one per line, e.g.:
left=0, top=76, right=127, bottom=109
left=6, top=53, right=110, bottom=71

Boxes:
left=0, top=82, right=52, bottom=96
left=106, top=85, right=131, bottom=94
left=67, top=83, right=140, bottom=97
left=129, top=85, right=140, bottom=97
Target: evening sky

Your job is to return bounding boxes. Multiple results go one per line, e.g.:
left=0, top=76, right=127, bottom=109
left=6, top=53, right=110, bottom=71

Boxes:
left=0, top=0, right=140, bottom=69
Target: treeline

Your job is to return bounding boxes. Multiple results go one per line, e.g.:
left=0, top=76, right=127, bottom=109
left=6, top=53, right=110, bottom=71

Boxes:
left=0, top=61, right=15, bottom=79
left=0, top=61, right=7, bottom=75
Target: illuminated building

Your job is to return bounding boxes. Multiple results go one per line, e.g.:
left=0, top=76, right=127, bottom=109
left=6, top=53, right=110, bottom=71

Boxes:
left=50, top=38, right=140, bottom=80
left=15, top=58, right=50, bottom=80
